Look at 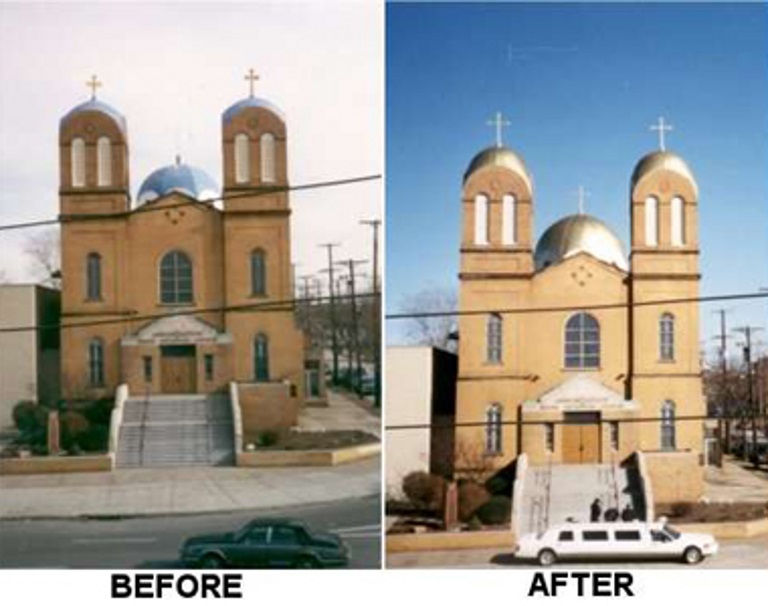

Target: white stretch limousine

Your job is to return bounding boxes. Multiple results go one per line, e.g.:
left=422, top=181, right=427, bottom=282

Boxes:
left=515, top=521, right=718, bottom=566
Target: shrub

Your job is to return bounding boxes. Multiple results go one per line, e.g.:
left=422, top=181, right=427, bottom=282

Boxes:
left=59, top=411, right=90, bottom=450
left=477, top=495, right=512, bottom=525
left=256, top=430, right=279, bottom=447
left=12, top=401, right=48, bottom=446
left=458, top=481, right=490, bottom=522
left=82, top=398, right=114, bottom=426
left=402, top=471, right=445, bottom=511
left=670, top=502, right=693, bottom=518
left=78, top=424, right=109, bottom=452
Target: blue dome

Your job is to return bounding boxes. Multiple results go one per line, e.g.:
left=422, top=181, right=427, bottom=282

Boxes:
left=222, top=96, right=285, bottom=123
left=137, top=160, right=220, bottom=205
left=60, top=99, right=127, bottom=135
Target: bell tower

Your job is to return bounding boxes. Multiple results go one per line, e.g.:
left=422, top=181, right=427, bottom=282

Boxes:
left=629, top=117, right=703, bottom=453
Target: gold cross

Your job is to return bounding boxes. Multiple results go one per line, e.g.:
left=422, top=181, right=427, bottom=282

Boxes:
left=86, top=75, right=102, bottom=100
left=244, top=68, right=260, bottom=97
left=486, top=111, right=511, bottom=148
left=650, top=116, right=673, bottom=151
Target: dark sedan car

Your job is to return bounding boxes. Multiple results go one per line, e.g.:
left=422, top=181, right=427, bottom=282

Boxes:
left=179, top=518, right=349, bottom=569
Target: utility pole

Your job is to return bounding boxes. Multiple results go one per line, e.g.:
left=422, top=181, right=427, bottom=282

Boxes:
left=361, top=219, right=381, bottom=408
left=319, top=243, right=341, bottom=384
left=337, top=259, right=367, bottom=397
left=734, top=325, right=763, bottom=465
left=713, top=309, right=732, bottom=453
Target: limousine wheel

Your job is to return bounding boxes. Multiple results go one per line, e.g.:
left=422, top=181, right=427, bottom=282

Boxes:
left=537, top=549, right=557, bottom=567
left=683, top=547, right=703, bottom=565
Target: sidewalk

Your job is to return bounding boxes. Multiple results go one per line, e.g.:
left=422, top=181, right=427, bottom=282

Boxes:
left=298, top=389, right=381, bottom=438
left=0, top=456, right=380, bottom=519
left=705, top=457, right=768, bottom=503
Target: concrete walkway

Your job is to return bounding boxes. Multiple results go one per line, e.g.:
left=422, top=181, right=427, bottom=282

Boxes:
left=705, top=457, right=768, bottom=503
left=0, top=456, right=380, bottom=519
left=298, top=389, right=381, bottom=438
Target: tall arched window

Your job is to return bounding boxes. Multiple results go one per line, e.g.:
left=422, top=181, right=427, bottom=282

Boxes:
left=661, top=400, right=676, bottom=450
left=644, top=196, right=658, bottom=246
left=71, top=137, right=86, bottom=187
left=485, top=404, right=502, bottom=455
left=159, top=251, right=193, bottom=304
left=86, top=253, right=102, bottom=301
left=251, top=249, right=266, bottom=296
left=502, top=194, right=516, bottom=245
left=234, top=133, right=250, bottom=183
left=260, top=133, right=275, bottom=183
left=659, top=313, right=675, bottom=361
left=97, top=136, right=112, bottom=186
left=88, top=338, right=104, bottom=387
left=474, top=193, right=489, bottom=245
left=564, top=313, right=600, bottom=369
left=486, top=313, right=502, bottom=364
left=671, top=196, right=685, bottom=246
left=254, top=333, right=270, bottom=381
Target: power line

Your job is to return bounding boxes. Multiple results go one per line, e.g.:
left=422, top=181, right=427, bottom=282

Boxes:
left=0, top=291, right=378, bottom=334
left=386, top=291, right=768, bottom=320
left=0, top=174, right=382, bottom=232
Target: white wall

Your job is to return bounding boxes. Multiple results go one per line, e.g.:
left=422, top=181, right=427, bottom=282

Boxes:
left=0, top=285, right=38, bottom=430
left=385, top=346, right=433, bottom=498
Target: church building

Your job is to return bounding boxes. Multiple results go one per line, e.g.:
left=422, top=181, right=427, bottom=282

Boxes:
left=455, top=116, right=704, bottom=469
left=57, top=75, right=311, bottom=415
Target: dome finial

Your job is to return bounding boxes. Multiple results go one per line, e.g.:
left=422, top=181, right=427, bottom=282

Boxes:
left=175, top=154, right=182, bottom=166
left=244, top=68, right=260, bottom=98
left=572, top=185, right=590, bottom=215
left=86, top=74, right=102, bottom=101
left=650, top=115, right=673, bottom=151
left=486, top=111, right=511, bottom=148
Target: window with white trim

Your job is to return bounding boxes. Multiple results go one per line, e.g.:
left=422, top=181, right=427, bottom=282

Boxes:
left=645, top=196, right=658, bottom=246
left=235, top=133, right=250, bottom=183
left=660, top=313, right=675, bottom=361
left=71, top=138, right=86, bottom=187
left=474, top=194, right=489, bottom=245
left=564, top=313, right=600, bottom=369
left=485, top=403, right=502, bottom=455
left=671, top=196, right=685, bottom=246
left=502, top=194, right=516, bottom=245
left=260, top=133, right=275, bottom=183
left=97, top=136, right=112, bottom=186
left=486, top=313, right=502, bottom=364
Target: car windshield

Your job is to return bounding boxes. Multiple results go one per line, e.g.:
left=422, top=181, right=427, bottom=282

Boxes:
left=664, top=525, right=681, bottom=539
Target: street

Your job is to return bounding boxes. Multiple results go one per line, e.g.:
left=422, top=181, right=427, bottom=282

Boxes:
left=0, top=495, right=380, bottom=569
left=387, top=535, right=768, bottom=569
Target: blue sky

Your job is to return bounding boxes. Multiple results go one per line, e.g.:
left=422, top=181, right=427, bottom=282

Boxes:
left=386, top=2, right=768, bottom=357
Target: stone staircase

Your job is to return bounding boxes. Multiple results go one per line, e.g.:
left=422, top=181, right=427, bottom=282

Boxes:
left=519, top=462, right=646, bottom=535
left=116, top=394, right=235, bottom=467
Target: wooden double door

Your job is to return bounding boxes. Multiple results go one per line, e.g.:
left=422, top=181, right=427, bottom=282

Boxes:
left=160, top=345, right=196, bottom=394
left=562, top=412, right=601, bottom=464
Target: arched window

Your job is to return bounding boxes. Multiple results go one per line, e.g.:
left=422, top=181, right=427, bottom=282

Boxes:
left=251, top=249, right=266, bottom=296
left=254, top=333, right=270, bottom=381
left=97, top=136, right=112, bottom=186
left=659, top=313, right=675, bottom=361
left=644, top=196, right=658, bottom=246
left=671, top=196, right=685, bottom=246
left=502, top=194, right=516, bottom=245
left=71, top=137, right=86, bottom=187
left=486, top=313, right=502, bottom=364
left=86, top=253, right=102, bottom=301
left=260, top=133, right=275, bottom=183
left=234, top=133, right=250, bottom=183
left=485, top=404, right=502, bottom=455
left=88, top=338, right=104, bottom=387
left=661, top=400, right=676, bottom=450
left=474, top=193, right=489, bottom=245
left=159, top=251, right=193, bottom=304
left=564, top=313, right=600, bottom=369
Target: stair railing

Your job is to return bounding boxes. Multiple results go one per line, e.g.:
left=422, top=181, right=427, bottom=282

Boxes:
left=139, top=386, right=150, bottom=467
left=543, top=453, right=553, bottom=531
left=609, top=451, right=621, bottom=511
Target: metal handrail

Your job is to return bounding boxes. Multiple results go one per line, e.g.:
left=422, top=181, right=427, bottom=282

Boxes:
left=139, top=387, right=150, bottom=467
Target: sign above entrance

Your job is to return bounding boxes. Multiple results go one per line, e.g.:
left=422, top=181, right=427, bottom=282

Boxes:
left=121, top=314, right=232, bottom=346
left=523, top=375, right=636, bottom=412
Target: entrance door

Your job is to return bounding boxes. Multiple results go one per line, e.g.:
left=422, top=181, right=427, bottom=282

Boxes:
left=562, top=412, right=601, bottom=464
left=160, top=345, right=196, bottom=394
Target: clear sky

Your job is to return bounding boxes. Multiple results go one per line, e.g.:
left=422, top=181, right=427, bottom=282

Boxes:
left=386, top=2, right=768, bottom=358
left=0, top=2, right=382, bottom=289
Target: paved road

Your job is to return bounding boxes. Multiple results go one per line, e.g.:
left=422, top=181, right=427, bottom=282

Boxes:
left=0, top=495, right=380, bottom=569
left=387, top=535, right=768, bottom=569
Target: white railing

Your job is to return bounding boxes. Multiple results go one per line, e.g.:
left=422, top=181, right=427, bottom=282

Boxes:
left=108, top=384, right=129, bottom=462
left=229, top=381, right=243, bottom=455
left=510, top=452, right=529, bottom=536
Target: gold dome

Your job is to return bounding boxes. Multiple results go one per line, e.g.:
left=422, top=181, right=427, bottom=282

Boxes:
left=463, top=146, right=533, bottom=192
left=534, top=214, right=628, bottom=272
left=630, top=150, right=698, bottom=197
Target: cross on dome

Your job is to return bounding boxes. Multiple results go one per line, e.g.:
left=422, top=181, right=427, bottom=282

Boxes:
left=650, top=116, right=673, bottom=151
left=244, top=68, right=260, bottom=98
left=573, top=185, right=590, bottom=215
left=486, top=111, right=511, bottom=148
left=86, top=75, right=102, bottom=100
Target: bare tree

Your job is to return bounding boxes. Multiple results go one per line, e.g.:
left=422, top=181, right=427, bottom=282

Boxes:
left=399, top=287, right=457, bottom=352
left=24, top=228, right=61, bottom=288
